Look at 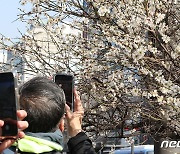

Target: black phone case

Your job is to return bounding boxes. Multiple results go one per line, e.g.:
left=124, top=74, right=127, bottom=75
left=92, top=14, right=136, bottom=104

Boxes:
left=54, top=73, right=74, bottom=111
left=0, top=72, right=18, bottom=136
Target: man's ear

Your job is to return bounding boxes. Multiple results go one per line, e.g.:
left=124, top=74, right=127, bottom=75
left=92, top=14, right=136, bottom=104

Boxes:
left=59, top=118, right=65, bottom=132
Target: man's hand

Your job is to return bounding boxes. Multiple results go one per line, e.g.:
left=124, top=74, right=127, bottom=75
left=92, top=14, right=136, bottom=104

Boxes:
left=65, top=90, right=84, bottom=137
left=0, top=110, right=28, bottom=152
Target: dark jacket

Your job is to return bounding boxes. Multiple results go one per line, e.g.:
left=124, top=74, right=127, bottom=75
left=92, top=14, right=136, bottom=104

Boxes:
left=67, top=132, right=96, bottom=154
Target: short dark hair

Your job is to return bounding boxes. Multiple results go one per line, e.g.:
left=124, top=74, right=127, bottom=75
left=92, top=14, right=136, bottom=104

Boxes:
left=19, top=77, right=65, bottom=133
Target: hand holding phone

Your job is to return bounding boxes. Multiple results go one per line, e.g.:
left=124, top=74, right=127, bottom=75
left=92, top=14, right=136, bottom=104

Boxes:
left=0, top=72, right=18, bottom=137
left=0, top=110, right=28, bottom=152
left=65, top=89, right=84, bottom=137
left=54, top=73, right=74, bottom=111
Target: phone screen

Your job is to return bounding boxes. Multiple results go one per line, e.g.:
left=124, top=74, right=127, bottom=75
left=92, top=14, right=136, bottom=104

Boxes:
left=54, top=74, right=74, bottom=110
left=0, top=72, right=18, bottom=136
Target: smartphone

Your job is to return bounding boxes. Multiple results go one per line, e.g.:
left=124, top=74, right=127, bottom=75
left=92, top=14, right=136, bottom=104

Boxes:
left=0, top=72, right=18, bottom=136
left=54, top=73, right=74, bottom=111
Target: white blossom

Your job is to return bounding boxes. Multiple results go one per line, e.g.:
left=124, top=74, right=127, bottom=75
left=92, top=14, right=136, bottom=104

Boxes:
left=131, top=88, right=139, bottom=96
left=156, top=13, right=165, bottom=24
left=98, top=6, right=110, bottom=16
left=162, top=34, right=170, bottom=43
left=150, top=90, right=158, bottom=97
left=132, top=46, right=145, bottom=62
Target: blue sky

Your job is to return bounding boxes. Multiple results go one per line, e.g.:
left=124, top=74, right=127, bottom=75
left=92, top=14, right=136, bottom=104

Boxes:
left=0, top=0, right=28, bottom=38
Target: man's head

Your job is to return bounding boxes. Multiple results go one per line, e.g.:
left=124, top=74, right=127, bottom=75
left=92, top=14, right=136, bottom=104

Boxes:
left=19, top=77, right=65, bottom=133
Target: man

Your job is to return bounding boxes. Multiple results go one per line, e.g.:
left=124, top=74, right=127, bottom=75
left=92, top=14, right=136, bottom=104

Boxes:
left=1, top=76, right=96, bottom=153
left=16, top=77, right=65, bottom=153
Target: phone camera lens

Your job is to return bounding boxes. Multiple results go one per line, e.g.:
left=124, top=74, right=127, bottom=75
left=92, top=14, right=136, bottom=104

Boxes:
left=5, top=124, right=10, bottom=130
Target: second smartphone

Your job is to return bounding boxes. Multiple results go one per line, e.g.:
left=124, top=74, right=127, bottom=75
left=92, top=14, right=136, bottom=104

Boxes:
left=54, top=73, right=74, bottom=111
left=0, top=72, right=18, bottom=136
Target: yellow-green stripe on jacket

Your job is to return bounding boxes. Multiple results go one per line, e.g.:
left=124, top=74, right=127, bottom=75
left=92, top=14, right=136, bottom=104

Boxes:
left=13, top=135, right=63, bottom=153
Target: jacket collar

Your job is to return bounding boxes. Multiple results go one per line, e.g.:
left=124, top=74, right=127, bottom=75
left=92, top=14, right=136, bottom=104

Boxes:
left=13, top=129, right=64, bottom=153
left=26, top=129, right=64, bottom=146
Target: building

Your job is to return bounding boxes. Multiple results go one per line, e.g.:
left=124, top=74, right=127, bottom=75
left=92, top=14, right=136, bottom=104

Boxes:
left=0, top=23, right=81, bottom=82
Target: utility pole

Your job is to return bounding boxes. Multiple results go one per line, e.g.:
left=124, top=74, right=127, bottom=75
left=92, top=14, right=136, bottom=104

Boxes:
left=131, top=140, right=134, bottom=154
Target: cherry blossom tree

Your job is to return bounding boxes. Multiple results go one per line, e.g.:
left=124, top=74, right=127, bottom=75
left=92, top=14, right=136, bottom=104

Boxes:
left=0, top=0, right=179, bottom=144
